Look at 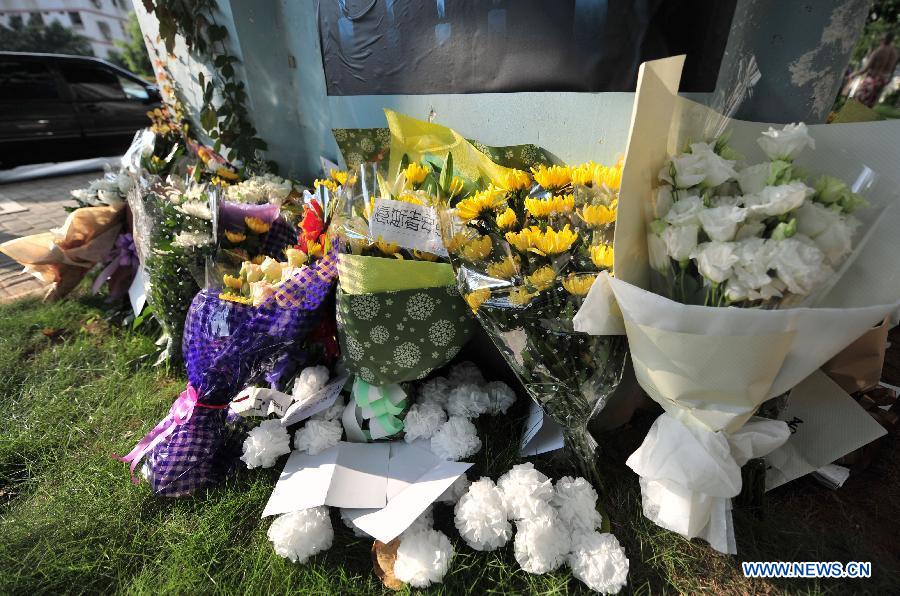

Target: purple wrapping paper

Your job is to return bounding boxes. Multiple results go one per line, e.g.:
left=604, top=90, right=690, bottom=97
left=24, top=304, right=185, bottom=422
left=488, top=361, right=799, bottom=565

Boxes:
left=219, top=201, right=280, bottom=230
left=140, top=251, right=339, bottom=496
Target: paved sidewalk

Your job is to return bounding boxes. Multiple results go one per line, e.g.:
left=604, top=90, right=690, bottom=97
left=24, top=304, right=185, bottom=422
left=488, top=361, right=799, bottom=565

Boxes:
left=0, top=172, right=98, bottom=301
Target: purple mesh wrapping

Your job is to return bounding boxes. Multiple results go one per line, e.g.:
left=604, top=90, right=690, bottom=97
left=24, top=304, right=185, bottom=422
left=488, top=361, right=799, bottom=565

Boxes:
left=259, top=217, right=299, bottom=258
left=141, top=250, right=338, bottom=496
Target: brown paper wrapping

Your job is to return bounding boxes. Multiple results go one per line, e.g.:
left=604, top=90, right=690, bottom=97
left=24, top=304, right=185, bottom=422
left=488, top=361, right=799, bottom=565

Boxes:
left=371, top=538, right=404, bottom=591
left=0, top=205, right=124, bottom=300
left=822, top=317, right=890, bottom=394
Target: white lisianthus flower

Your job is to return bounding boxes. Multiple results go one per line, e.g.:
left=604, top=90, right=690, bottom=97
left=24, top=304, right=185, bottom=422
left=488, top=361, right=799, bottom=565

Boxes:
left=711, top=195, right=743, bottom=208
left=731, top=237, right=777, bottom=290
left=661, top=142, right=736, bottom=189
left=770, top=237, right=833, bottom=295
left=736, top=163, right=771, bottom=195
left=648, top=232, right=670, bottom=272
left=653, top=185, right=674, bottom=218
left=663, top=195, right=704, bottom=226
left=743, top=182, right=811, bottom=217
left=698, top=205, right=748, bottom=242
left=795, top=202, right=859, bottom=265
left=663, top=223, right=699, bottom=262
left=757, top=122, right=815, bottom=161
left=734, top=219, right=766, bottom=241
left=690, top=241, right=739, bottom=284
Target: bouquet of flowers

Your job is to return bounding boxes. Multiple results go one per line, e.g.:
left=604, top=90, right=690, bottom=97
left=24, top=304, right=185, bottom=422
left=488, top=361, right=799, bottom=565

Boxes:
left=574, top=56, right=900, bottom=553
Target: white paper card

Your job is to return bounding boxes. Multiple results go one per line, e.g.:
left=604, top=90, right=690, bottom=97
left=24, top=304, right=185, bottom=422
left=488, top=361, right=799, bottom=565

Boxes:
left=261, top=448, right=338, bottom=517
left=352, top=460, right=472, bottom=543
left=281, top=374, right=349, bottom=426
left=521, top=400, right=565, bottom=457
left=128, top=266, right=147, bottom=316
left=327, top=442, right=391, bottom=509
left=385, top=441, right=444, bottom=500
left=368, top=198, right=447, bottom=256
left=765, top=371, right=887, bottom=491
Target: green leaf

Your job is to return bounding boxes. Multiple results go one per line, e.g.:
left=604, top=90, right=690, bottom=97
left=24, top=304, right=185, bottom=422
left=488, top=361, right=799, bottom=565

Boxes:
left=440, top=152, right=454, bottom=193
left=200, top=107, right=218, bottom=132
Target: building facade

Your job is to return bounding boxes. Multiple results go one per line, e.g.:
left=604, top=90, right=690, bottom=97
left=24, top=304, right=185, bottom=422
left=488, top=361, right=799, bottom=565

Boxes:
left=0, top=0, right=132, bottom=59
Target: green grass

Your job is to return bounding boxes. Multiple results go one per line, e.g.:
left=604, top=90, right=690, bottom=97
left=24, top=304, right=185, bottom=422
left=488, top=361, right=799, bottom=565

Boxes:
left=1, top=295, right=897, bottom=594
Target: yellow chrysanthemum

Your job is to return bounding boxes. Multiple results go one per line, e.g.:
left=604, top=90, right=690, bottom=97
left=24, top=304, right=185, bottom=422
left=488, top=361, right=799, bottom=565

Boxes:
left=465, top=288, right=490, bottom=312
left=314, top=178, right=338, bottom=192
left=329, top=169, right=349, bottom=186
left=374, top=237, right=400, bottom=256
left=562, top=273, right=597, bottom=296
left=570, top=161, right=623, bottom=190
left=224, top=230, right=246, bottom=243
left=412, top=250, right=439, bottom=262
left=578, top=202, right=617, bottom=227
left=222, top=274, right=243, bottom=290
left=218, top=292, right=253, bottom=305
left=495, top=208, right=518, bottom=230
left=525, top=194, right=575, bottom=218
left=445, top=233, right=470, bottom=254
left=306, top=241, right=324, bottom=258
left=396, top=191, right=424, bottom=205
left=526, top=266, right=556, bottom=291
left=244, top=216, right=270, bottom=234
left=455, top=186, right=506, bottom=221
left=531, top=165, right=571, bottom=189
left=590, top=243, right=614, bottom=269
left=509, top=286, right=537, bottom=306
left=500, top=169, right=531, bottom=191
left=505, top=227, right=537, bottom=253
left=447, top=177, right=465, bottom=197
left=216, top=167, right=240, bottom=181
left=404, top=162, right=430, bottom=185
left=532, top=225, right=578, bottom=256
left=485, top=255, right=520, bottom=279
left=460, top=235, right=493, bottom=262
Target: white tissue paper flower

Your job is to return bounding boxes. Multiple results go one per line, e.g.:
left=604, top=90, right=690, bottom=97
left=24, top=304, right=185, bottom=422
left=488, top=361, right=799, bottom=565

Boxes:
left=340, top=508, right=369, bottom=538
left=513, top=511, right=572, bottom=574
left=447, top=361, right=485, bottom=386
left=430, top=416, right=482, bottom=460
left=663, top=195, right=704, bottom=226
left=663, top=223, right=699, bottom=263
left=294, top=418, right=342, bottom=455
left=417, top=376, right=452, bottom=408
left=735, top=163, right=771, bottom=195
left=310, top=396, right=345, bottom=421
left=690, top=241, right=739, bottom=284
left=771, top=237, right=833, bottom=296
left=241, top=419, right=291, bottom=468
left=484, top=381, right=516, bottom=415
left=267, top=506, right=334, bottom=564
left=497, top=463, right=555, bottom=520
left=743, top=182, right=810, bottom=217
left=454, top=477, right=512, bottom=551
left=795, top=201, right=859, bottom=265
left=697, top=205, right=747, bottom=242
left=437, top=473, right=471, bottom=504
left=292, top=365, right=330, bottom=399
left=404, top=402, right=448, bottom=442
left=567, top=531, right=629, bottom=594
left=401, top=506, right=434, bottom=539
left=393, top=528, right=453, bottom=588
left=446, top=383, right=491, bottom=418
left=757, top=122, right=814, bottom=161
left=551, top=476, right=603, bottom=534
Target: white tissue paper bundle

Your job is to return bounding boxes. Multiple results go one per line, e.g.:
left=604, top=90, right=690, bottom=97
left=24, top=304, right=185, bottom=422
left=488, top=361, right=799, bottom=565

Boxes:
left=430, top=416, right=482, bottom=460
left=294, top=418, right=343, bottom=455
left=568, top=532, right=629, bottom=594
left=241, top=419, right=291, bottom=468
left=393, top=528, right=454, bottom=588
left=268, top=506, right=334, bottom=563
left=403, top=402, right=448, bottom=442
left=454, top=478, right=512, bottom=551
left=497, top=463, right=555, bottom=520
left=552, top=476, right=603, bottom=534
left=293, top=365, right=330, bottom=399
left=513, top=512, right=572, bottom=574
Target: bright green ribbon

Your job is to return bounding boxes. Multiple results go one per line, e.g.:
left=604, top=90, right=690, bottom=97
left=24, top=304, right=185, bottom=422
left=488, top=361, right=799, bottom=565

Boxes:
left=352, top=379, right=407, bottom=439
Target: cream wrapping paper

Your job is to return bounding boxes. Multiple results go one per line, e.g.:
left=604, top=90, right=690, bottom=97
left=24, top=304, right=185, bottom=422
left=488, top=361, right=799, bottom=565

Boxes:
left=574, top=56, right=900, bottom=553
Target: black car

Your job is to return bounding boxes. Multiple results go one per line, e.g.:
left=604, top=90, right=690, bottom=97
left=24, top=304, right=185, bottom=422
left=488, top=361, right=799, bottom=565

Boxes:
left=0, top=52, right=161, bottom=168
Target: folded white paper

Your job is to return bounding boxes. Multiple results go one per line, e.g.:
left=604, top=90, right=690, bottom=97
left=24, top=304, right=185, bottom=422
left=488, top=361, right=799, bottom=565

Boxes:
left=128, top=266, right=147, bottom=316
left=520, top=400, right=565, bottom=457
left=281, top=374, right=348, bottom=426
left=231, top=387, right=294, bottom=418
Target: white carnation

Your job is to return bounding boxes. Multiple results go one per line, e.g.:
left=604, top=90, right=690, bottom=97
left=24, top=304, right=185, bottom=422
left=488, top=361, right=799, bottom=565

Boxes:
left=770, top=237, right=833, bottom=295
left=757, top=122, right=815, bottom=161
left=698, top=205, right=747, bottom=242
left=690, top=241, right=739, bottom=284
left=497, top=462, right=555, bottom=520
left=454, top=477, right=512, bottom=551
left=552, top=476, right=602, bottom=534
left=446, top=361, right=485, bottom=386
left=513, top=511, right=571, bottom=574
left=663, top=195, right=704, bottom=226
left=393, top=528, right=453, bottom=588
left=417, top=376, right=451, bottom=408
left=485, top=381, right=516, bottom=415
left=292, top=365, right=330, bottom=399
left=663, top=223, right=699, bottom=262
left=241, top=419, right=291, bottom=468
left=743, top=182, right=810, bottom=217
left=736, top=163, right=771, bottom=195
left=294, top=418, right=342, bottom=455
left=437, top=473, right=471, bottom=504
left=446, top=383, right=491, bottom=418
left=267, top=506, right=334, bottom=564
left=430, top=416, right=482, bottom=460
left=404, top=402, right=447, bottom=442
left=567, top=531, right=630, bottom=594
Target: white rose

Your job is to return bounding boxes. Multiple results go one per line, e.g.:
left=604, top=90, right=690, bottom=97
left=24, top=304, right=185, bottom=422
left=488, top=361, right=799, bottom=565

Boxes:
left=743, top=182, right=810, bottom=217
left=757, top=123, right=815, bottom=161
left=648, top=232, right=670, bottom=272
left=691, top=241, right=739, bottom=283
left=795, top=202, right=859, bottom=265
left=664, top=195, right=704, bottom=226
left=770, top=238, right=832, bottom=295
left=735, top=163, right=771, bottom=195
left=698, top=205, right=748, bottom=242
left=663, top=223, right=699, bottom=262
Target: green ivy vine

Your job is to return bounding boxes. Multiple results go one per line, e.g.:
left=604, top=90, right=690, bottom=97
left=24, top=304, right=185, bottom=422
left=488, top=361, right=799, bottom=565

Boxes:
left=141, top=0, right=270, bottom=169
